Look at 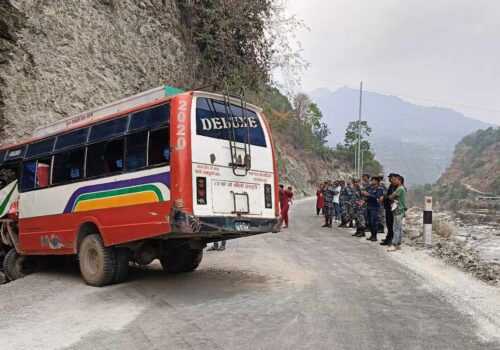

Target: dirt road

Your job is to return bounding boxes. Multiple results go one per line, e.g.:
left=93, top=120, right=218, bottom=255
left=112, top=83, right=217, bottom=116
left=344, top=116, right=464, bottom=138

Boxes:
left=1, top=199, right=499, bottom=349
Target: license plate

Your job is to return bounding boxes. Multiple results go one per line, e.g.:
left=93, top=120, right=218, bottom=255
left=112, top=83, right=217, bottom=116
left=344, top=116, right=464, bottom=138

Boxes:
left=235, top=222, right=251, bottom=231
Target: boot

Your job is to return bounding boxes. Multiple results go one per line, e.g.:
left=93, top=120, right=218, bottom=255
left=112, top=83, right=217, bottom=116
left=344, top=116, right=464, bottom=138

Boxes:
left=328, top=218, right=333, bottom=228
left=347, top=221, right=354, bottom=228
left=370, top=235, right=378, bottom=241
left=338, top=221, right=347, bottom=228
left=322, top=217, right=329, bottom=227
left=352, top=227, right=360, bottom=236
left=355, top=228, right=365, bottom=237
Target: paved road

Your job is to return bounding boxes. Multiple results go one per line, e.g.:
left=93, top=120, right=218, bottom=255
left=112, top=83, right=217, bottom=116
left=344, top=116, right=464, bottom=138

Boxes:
left=0, top=199, right=498, bottom=349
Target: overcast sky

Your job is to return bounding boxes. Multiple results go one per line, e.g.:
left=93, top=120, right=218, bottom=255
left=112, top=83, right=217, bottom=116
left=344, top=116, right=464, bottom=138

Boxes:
left=286, top=0, right=500, bottom=124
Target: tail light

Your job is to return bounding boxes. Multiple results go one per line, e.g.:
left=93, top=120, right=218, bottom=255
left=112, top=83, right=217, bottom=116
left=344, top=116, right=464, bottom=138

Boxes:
left=264, top=184, right=272, bottom=209
left=196, top=177, right=207, bottom=205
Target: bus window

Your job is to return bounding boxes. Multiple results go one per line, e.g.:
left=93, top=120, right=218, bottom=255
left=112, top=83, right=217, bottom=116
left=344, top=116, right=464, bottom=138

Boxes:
left=36, top=157, right=51, bottom=188
left=88, top=117, right=127, bottom=143
left=26, top=138, right=55, bottom=159
left=55, top=128, right=88, bottom=151
left=86, top=139, right=124, bottom=177
left=148, top=127, right=169, bottom=166
left=125, top=131, right=148, bottom=171
left=129, top=104, right=169, bottom=131
left=21, top=161, right=36, bottom=191
left=52, top=149, right=85, bottom=184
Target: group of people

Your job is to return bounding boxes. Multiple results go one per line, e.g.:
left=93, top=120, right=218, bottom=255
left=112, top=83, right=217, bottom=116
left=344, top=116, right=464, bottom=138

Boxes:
left=317, top=173, right=407, bottom=251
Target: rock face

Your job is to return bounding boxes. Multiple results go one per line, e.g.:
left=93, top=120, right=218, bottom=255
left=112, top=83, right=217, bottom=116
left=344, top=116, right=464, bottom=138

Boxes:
left=0, top=0, right=341, bottom=195
left=1, top=0, right=200, bottom=145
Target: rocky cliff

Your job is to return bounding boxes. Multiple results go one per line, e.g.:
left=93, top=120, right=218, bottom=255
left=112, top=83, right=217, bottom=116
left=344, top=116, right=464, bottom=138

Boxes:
left=0, top=0, right=345, bottom=195
left=1, top=0, right=200, bottom=145
left=438, top=127, right=500, bottom=194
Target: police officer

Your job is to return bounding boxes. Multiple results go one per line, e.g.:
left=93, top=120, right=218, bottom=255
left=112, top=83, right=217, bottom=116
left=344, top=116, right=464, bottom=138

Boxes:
left=361, top=176, right=384, bottom=241
left=338, top=180, right=350, bottom=227
left=351, top=178, right=366, bottom=237
left=380, top=173, right=398, bottom=245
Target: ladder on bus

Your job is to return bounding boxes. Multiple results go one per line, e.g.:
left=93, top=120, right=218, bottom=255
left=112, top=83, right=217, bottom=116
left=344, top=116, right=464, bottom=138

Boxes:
left=222, top=85, right=252, bottom=177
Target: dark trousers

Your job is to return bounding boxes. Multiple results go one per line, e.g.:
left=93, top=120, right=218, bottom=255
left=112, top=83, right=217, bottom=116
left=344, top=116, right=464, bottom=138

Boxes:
left=385, top=208, right=394, bottom=242
left=316, top=208, right=321, bottom=215
left=333, top=203, right=340, bottom=220
left=367, top=208, right=379, bottom=235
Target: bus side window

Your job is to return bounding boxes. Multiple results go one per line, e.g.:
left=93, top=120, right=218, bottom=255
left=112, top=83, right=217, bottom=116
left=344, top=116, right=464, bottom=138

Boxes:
left=36, top=157, right=51, bottom=188
left=86, top=139, right=124, bottom=177
left=21, top=161, right=36, bottom=191
left=53, top=149, right=85, bottom=185
left=148, top=127, right=169, bottom=166
left=125, top=131, right=147, bottom=171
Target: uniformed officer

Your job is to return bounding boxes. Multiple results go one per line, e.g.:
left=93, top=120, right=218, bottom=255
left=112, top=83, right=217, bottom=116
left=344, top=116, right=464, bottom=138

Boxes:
left=361, top=176, right=384, bottom=241
left=351, top=178, right=366, bottom=237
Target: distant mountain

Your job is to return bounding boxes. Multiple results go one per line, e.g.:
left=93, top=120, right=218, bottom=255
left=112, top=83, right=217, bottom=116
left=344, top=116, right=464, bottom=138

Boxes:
left=310, top=87, right=491, bottom=185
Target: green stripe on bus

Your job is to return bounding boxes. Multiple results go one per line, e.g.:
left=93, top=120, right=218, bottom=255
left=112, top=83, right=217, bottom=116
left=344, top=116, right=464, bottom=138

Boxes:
left=0, top=183, right=17, bottom=215
left=72, top=184, right=164, bottom=212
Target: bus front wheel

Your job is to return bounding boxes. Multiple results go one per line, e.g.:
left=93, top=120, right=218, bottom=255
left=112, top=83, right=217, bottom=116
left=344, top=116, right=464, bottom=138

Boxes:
left=78, top=234, right=115, bottom=287
left=160, top=247, right=203, bottom=273
left=2, top=248, right=41, bottom=282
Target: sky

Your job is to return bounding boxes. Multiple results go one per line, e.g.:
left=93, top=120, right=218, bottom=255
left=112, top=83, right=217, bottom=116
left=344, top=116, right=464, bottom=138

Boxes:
left=285, top=0, right=500, bottom=125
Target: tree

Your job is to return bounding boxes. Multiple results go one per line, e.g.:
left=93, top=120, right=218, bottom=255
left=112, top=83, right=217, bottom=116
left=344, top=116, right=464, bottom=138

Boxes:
left=344, top=120, right=372, bottom=149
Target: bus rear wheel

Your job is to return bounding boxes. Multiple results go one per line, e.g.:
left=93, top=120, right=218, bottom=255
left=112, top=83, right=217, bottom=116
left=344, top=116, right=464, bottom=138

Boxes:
left=2, top=248, right=41, bottom=282
left=78, top=234, right=115, bottom=287
left=159, top=247, right=203, bottom=273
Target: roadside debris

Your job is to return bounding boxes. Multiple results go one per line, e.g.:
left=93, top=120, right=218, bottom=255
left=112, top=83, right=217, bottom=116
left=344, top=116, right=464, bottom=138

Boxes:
left=404, top=207, right=500, bottom=285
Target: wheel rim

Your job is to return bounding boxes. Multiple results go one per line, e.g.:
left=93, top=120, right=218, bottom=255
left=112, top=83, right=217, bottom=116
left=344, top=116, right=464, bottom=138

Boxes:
left=84, top=247, right=100, bottom=277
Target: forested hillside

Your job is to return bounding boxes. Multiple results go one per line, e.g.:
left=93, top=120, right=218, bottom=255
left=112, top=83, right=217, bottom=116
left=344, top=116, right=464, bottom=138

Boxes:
left=410, top=127, right=499, bottom=210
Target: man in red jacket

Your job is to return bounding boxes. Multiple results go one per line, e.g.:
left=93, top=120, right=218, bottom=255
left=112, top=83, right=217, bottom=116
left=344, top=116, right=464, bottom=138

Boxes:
left=279, top=184, right=294, bottom=228
left=316, top=183, right=325, bottom=215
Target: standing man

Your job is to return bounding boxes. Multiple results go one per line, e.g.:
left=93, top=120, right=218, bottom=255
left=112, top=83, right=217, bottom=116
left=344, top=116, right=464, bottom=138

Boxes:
left=333, top=180, right=341, bottom=221
left=362, top=176, right=384, bottom=241
left=316, top=183, right=325, bottom=215
left=321, top=181, right=335, bottom=228
left=338, top=180, right=349, bottom=227
left=361, top=173, right=371, bottom=232
left=279, top=185, right=293, bottom=228
left=377, top=175, right=387, bottom=233
left=388, top=175, right=408, bottom=251
left=351, top=178, right=366, bottom=237
left=380, top=173, right=398, bottom=246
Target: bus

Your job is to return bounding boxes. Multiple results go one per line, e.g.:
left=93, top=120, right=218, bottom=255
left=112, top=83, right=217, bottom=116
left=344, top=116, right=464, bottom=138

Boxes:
left=0, top=86, right=280, bottom=286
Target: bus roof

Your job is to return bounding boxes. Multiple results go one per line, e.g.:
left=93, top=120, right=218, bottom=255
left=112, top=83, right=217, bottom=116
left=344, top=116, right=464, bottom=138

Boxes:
left=0, top=86, right=263, bottom=153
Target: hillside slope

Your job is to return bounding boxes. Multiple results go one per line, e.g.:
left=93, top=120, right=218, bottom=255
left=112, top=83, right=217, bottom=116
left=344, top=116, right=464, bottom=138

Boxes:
left=311, top=87, right=491, bottom=185
left=0, top=1, right=342, bottom=196
left=0, top=0, right=200, bottom=145
left=438, top=127, right=500, bottom=194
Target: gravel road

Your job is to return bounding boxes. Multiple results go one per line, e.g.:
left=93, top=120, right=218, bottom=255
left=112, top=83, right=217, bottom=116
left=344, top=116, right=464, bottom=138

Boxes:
left=0, top=199, right=499, bottom=350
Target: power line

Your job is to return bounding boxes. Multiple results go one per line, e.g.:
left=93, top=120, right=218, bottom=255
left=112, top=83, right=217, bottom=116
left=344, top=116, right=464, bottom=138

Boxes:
left=304, top=75, right=500, bottom=114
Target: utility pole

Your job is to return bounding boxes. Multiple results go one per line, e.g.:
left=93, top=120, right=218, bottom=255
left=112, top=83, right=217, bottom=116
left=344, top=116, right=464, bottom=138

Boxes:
left=361, top=149, right=364, bottom=176
left=354, top=146, right=357, bottom=175
left=357, top=82, right=363, bottom=178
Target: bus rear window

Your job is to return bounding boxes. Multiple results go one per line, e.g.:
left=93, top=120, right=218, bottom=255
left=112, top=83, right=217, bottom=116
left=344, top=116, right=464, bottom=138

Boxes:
left=195, top=98, right=267, bottom=147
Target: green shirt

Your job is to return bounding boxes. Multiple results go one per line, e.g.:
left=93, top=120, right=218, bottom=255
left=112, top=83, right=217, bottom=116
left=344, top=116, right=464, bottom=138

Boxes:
left=394, top=186, right=407, bottom=216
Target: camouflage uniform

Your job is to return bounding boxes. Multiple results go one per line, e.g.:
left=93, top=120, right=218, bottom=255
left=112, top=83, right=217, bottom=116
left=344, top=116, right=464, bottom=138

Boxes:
left=352, top=185, right=365, bottom=228
left=339, top=185, right=352, bottom=223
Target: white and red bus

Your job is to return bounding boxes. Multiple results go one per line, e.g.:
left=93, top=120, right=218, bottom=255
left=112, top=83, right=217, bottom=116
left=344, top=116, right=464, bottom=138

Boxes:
left=0, top=86, right=280, bottom=286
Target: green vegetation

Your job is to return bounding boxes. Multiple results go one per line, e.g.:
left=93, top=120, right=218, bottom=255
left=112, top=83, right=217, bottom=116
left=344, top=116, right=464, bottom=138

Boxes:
left=334, top=121, right=383, bottom=175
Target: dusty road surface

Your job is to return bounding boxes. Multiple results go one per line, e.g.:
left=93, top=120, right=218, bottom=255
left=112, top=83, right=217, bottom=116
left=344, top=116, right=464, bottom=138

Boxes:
left=1, top=199, right=499, bottom=350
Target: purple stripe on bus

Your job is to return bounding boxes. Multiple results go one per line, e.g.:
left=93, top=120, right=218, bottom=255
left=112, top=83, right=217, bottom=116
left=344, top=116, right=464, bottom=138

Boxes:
left=63, top=172, right=170, bottom=213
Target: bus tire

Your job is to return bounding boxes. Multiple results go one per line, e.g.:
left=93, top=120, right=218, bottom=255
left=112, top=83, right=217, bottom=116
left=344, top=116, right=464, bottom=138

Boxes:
left=112, top=247, right=130, bottom=284
left=78, top=234, right=115, bottom=287
left=159, top=247, right=203, bottom=273
left=2, top=248, right=41, bottom=282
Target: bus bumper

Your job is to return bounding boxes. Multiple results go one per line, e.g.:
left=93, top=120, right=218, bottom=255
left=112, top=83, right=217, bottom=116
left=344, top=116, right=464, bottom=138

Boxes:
left=170, top=209, right=280, bottom=236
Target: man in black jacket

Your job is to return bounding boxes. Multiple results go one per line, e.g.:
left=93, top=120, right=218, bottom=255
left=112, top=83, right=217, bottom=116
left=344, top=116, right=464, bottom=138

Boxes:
left=380, top=173, right=398, bottom=246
